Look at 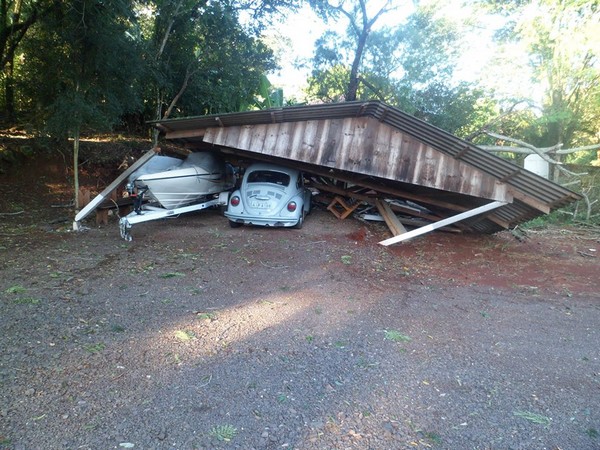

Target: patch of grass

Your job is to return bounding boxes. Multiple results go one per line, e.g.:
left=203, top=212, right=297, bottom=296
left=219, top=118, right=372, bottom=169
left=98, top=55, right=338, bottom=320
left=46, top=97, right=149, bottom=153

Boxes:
left=159, top=272, right=185, bottom=279
left=83, top=343, right=106, bottom=353
left=586, top=427, right=598, bottom=439
left=334, top=340, right=347, bottom=349
left=277, top=393, right=288, bottom=403
left=174, top=330, right=195, bottom=341
left=423, top=431, right=442, bottom=444
left=212, top=242, right=228, bottom=250
left=5, top=285, right=27, bottom=294
left=12, top=297, right=40, bottom=305
left=111, top=324, right=126, bottom=333
left=384, top=330, right=412, bottom=343
left=196, top=312, right=216, bottom=321
left=210, top=424, right=237, bottom=442
left=513, top=411, right=551, bottom=426
left=305, top=335, right=314, bottom=343
left=341, top=255, right=352, bottom=265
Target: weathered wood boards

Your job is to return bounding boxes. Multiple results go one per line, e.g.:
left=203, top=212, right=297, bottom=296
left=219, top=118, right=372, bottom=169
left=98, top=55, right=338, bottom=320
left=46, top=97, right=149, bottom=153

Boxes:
left=153, top=101, right=582, bottom=234
left=204, top=117, right=511, bottom=203
left=375, top=199, right=407, bottom=236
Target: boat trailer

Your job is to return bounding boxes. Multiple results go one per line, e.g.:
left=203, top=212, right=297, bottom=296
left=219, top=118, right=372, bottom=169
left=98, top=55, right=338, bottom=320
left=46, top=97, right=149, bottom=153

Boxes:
left=73, top=147, right=231, bottom=241
left=118, top=191, right=229, bottom=241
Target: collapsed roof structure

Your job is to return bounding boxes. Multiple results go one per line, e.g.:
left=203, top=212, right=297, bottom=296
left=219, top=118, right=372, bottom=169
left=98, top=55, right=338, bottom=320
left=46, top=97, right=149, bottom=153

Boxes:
left=151, top=101, right=580, bottom=242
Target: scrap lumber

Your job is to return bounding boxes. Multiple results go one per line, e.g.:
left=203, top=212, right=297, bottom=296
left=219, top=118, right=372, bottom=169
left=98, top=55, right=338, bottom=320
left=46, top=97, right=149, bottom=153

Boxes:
left=375, top=199, right=407, bottom=236
left=379, top=201, right=507, bottom=246
left=327, top=196, right=361, bottom=219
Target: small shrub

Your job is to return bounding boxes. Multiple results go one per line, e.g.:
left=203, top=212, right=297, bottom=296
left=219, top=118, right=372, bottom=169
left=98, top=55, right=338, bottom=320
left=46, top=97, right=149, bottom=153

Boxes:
left=210, top=424, right=237, bottom=442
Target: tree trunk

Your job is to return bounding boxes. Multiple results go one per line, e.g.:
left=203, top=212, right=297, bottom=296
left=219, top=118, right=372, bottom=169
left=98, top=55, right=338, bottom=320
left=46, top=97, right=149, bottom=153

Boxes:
left=73, top=127, right=80, bottom=211
left=346, top=26, right=369, bottom=101
left=3, top=58, right=16, bottom=122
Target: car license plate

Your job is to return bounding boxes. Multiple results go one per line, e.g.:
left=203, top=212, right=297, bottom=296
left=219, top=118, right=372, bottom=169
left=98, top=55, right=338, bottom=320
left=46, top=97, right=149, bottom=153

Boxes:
left=250, top=201, right=269, bottom=209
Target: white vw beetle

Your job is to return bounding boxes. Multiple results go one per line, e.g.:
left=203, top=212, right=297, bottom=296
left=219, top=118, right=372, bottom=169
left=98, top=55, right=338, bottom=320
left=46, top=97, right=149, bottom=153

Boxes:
left=225, top=163, right=311, bottom=229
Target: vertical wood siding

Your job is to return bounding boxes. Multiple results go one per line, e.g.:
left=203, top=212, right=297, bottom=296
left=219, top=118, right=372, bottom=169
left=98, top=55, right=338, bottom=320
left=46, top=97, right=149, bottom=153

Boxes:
left=205, top=117, right=510, bottom=202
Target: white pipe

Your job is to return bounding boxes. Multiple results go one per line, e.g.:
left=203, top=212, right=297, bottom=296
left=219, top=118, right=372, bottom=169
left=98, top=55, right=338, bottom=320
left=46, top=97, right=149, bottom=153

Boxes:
left=379, top=201, right=507, bottom=246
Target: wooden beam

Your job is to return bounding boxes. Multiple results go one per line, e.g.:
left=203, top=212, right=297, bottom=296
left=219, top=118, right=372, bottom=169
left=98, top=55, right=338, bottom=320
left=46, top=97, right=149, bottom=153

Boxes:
left=486, top=213, right=511, bottom=229
left=312, top=182, right=375, bottom=202
left=301, top=163, right=471, bottom=212
left=165, top=128, right=207, bottom=140
left=73, top=147, right=161, bottom=228
left=312, top=182, right=447, bottom=223
left=375, top=199, right=407, bottom=236
left=509, top=189, right=551, bottom=214
left=379, top=201, right=507, bottom=246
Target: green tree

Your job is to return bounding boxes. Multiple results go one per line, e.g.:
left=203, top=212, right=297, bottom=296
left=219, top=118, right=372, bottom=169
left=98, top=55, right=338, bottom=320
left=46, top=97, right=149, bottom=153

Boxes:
left=308, top=0, right=398, bottom=101
left=137, top=0, right=294, bottom=144
left=306, top=0, right=491, bottom=134
left=19, top=0, right=144, bottom=206
left=0, top=0, right=56, bottom=121
left=481, top=0, right=600, bottom=150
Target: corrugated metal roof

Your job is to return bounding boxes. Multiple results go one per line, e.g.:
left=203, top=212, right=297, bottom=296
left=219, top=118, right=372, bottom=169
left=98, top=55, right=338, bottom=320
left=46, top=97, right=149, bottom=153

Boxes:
left=151, top=101, right=581, bottom=233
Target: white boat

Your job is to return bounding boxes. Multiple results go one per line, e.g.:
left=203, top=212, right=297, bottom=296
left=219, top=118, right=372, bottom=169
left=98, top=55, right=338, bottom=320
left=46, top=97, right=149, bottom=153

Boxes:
left=128, top=152, right=235, bottom=210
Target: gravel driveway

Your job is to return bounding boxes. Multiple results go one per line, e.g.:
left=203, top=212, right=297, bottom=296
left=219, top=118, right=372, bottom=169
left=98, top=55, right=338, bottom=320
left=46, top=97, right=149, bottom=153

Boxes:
left=1, top=195, right=599, bottom=450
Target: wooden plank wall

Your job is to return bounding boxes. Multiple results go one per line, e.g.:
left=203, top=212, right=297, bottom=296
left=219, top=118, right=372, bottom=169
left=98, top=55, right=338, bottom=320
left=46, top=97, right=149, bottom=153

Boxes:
left=204, top=117, right=510, bottom=202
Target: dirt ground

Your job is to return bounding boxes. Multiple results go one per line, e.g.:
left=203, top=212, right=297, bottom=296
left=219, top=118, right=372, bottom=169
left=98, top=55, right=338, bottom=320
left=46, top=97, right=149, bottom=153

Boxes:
left=1, top=156, right=599, bottom=450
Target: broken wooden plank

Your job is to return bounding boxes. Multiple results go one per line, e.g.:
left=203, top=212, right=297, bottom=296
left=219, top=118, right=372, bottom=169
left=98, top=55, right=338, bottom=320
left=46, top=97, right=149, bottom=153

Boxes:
left=375, top=199, right=407, bottom=236
left=379, top=201, right=507, bottom=246
left=312, top=181, right=448, bottom=224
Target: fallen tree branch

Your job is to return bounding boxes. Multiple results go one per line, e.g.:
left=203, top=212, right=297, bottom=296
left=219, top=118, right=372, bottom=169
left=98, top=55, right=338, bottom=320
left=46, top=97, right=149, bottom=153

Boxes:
left=480, top=132, right=588, bottom=177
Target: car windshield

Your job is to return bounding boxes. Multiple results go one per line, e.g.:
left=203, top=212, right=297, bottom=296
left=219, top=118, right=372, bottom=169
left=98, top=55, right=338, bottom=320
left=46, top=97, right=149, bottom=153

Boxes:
left=247, top=170, right=290, bottom=186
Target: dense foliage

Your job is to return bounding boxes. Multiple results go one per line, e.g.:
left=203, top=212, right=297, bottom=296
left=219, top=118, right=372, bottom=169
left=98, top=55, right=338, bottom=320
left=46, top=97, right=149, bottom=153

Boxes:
left=0, top=0, right=295, bottom=138
left=1, top=0, right=598, bottom=152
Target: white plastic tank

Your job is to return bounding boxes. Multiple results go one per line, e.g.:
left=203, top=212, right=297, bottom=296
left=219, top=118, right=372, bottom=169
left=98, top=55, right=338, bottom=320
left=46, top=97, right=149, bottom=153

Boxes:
left=524, top=154, right=550, bottom=178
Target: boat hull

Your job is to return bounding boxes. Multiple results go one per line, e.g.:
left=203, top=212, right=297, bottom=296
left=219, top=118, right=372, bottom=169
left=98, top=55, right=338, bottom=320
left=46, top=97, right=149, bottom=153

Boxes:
left=133, top=152, right=234, bottom=209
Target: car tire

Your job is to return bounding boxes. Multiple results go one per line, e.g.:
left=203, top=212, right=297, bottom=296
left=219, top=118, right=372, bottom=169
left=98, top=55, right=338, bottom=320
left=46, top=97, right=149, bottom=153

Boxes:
left=229, top=220, right=243, bottom=228
left=294, top=211, right=305, bottom=229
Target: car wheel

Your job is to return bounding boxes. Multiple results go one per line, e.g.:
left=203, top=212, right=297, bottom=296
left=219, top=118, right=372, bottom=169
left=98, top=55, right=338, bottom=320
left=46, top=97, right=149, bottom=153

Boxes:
left=293, top=211, right=305, bottom=229
left=229, top=220, right=243, bottom=228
